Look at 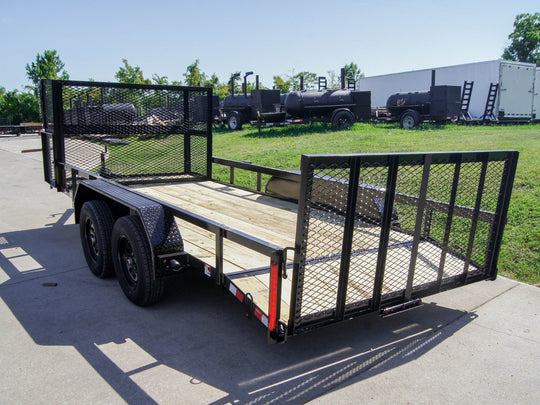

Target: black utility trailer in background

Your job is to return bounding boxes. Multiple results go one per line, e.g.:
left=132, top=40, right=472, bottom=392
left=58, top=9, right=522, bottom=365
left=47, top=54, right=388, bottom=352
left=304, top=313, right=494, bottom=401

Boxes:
left=385, top=85, right=462, bottom=128
left=220, top=70, right=371, bottom=131
left=41, top=80, right=518, bottom=343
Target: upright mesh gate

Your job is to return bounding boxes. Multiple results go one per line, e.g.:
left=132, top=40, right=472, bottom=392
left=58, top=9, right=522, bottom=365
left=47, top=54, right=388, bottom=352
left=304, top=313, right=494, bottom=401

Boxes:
left=41, top=80, right=213, bottom=191
left=290, top=151, right=517, bottom=334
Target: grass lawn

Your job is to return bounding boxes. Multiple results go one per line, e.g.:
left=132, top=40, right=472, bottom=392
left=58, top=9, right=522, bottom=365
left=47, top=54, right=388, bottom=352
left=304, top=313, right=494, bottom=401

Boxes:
left=211, top=122, right=540, bottom=285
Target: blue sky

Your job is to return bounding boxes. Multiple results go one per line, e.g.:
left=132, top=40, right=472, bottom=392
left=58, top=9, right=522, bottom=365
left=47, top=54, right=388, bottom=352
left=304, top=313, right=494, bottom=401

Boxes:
left=1, top=0, right=538, bottom=91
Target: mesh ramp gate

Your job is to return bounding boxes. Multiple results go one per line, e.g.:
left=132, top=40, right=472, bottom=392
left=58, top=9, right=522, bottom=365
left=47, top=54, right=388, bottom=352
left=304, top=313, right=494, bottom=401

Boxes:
left=40, top=80, right=213, bottom=191
left=289, top=151, right=517, bottom=335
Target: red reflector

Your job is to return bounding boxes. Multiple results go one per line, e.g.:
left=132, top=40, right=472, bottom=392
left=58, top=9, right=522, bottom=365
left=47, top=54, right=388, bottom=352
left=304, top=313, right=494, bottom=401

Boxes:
left=254, top=307, right=263, bottom=321
left=235, top=289, right=244, bottom=302
left=268, top=260, right=279, bottom=332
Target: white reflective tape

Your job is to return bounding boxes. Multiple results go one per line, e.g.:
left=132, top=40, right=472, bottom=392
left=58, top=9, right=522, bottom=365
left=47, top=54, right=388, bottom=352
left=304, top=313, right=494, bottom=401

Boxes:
left=229, top=284, right=237, bottom=295
left=261, top=315, right=268, bottom=327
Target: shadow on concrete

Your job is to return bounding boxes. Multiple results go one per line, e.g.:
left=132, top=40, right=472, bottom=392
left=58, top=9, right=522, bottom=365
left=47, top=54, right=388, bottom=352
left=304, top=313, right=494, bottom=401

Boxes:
left=0, top=210, right=476, bottom=404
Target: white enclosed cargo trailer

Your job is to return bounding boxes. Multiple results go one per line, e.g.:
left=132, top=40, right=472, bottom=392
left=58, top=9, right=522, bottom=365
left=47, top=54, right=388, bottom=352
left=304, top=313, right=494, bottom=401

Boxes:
left=358, top=60, right=537, bottom=121
left=533, top=68, right=540, bottom=121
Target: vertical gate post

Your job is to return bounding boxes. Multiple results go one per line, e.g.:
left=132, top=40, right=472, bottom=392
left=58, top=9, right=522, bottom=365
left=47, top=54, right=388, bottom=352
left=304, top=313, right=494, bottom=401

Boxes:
left=183, top=90, right=191, bottom=173
left=463, top=154, right=489, bottom=278
left=335, top=157, right=361, bottom=320
left=405, top=154, right=432, bottom=300
left=372, top=155, right=399, bottom=310
left=437, top=154, right=462, bottom=288
left=51, top=80, right=66, bottom=192
left=485, top=151, right=519, bottom=279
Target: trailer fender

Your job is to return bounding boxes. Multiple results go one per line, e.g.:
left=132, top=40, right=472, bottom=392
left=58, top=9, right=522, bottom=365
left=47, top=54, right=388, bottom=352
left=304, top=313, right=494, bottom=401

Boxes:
left=74, top=180, right=184, bottom=256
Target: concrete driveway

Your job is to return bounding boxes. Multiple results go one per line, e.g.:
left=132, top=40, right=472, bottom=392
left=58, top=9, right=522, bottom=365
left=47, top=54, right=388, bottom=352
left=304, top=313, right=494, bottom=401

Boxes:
left=0, top=135, right=538, bottom=404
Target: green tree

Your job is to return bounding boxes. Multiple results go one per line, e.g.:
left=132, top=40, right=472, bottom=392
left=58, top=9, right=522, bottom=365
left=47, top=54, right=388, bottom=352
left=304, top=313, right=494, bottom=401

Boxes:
left=114, top=59, right=151, bottom=84
left=204, top=73, right=219, bottom=88
left=184, top=59, right=206, bottom=86
left=183, top=60, right=230, bottom=98
left=326, top=70, right=341, bottom=89
left=226, top=72, right=242, bottom=94
left=214, top=82, right=230, bottom=99
left=291, top=71, right=318, bottom=90
left=204, top=73, right=232, bottom=98
left=0, top=89, right=40, bottom=124
left=25, top=50, right=70, bottom=86
left=152, top=74, right=170, bottom=85
left=502, top=13, right=540, bottom=64
left=273, top=75, right=291, bottom=93
left=343, top=62, right=364, bottom=84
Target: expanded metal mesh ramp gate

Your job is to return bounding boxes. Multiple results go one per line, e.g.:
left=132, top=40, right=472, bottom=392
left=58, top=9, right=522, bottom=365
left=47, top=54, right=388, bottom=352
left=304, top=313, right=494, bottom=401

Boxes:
left=289, top=151, right=517, bottom=334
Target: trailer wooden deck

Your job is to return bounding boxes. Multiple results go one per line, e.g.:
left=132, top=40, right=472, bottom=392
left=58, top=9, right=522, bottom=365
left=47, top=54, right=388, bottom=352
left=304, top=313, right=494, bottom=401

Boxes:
left=133, top=181, right=475, bottom=323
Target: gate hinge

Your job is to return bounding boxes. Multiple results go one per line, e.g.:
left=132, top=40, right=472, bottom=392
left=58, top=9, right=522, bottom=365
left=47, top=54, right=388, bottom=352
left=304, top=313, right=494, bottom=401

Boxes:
left=380, top=298, right=423, bottom=317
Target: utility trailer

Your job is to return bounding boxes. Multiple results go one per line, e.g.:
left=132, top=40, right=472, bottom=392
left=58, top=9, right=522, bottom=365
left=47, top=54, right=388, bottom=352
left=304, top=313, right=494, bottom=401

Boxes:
left=358, top=60, right=537, bottom=122
left=384, top=85, right=462, bottom=128
left=219, top=72, right=289, bottom=131
left=220, top=70, right=371, bottom=131
left=40, top=80, right=518, bottom=343
left=0, top=123, right=43, bottom=136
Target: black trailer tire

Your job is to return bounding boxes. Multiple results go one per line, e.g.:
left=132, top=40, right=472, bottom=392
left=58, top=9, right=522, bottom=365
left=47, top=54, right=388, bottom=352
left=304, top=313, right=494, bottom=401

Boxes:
left=227, top=112, right=243, bottom=130
left=400, top=110, right=421, bottom=129
left=79, top=200, right=115, bottom=278
left=332, top=110, right=354, bottom=130
left=112, top=216, right=164, bottom=306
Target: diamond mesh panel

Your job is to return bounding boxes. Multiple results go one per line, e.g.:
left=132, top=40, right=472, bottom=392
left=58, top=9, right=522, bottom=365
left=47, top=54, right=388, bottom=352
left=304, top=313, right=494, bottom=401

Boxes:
left=473, top=160, right=505, bottom=265
left=381, top=162, right=423, bottom=296
left=439, top=160, right=485, bottom=277
left=299, top=164, right=351, bottom=319
left=52, top=82, right=211, bottom=183
left=345, top=164, right=389, bottom=306
left=412, top=162, right=457, bottom=284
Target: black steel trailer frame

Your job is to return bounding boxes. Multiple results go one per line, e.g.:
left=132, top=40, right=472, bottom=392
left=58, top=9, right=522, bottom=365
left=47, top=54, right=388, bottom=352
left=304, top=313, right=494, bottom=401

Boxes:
left=40, top=80, right=518, bottom=343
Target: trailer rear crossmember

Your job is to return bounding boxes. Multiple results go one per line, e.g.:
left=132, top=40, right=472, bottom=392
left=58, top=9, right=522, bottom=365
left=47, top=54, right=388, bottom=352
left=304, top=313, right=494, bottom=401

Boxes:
left=40, top=80, right=518, bottom=343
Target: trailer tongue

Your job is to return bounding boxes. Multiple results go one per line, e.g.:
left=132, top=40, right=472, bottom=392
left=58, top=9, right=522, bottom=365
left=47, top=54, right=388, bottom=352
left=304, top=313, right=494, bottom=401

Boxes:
left=40, top=80, right=518, bottom=343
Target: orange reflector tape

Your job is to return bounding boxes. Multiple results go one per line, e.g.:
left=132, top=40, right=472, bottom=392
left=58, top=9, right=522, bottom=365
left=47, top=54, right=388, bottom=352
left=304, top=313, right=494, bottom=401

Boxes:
left=268, top=260, right=279, bottom=332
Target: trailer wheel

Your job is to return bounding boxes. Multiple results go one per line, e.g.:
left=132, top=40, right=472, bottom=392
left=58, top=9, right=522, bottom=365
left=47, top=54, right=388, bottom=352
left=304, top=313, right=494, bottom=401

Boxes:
left=79, top=200, right=115, bottom=278
left=332, top=110, right=355, bottom=130
left=400, top=110, right=421, bottom=129
left=112, top=216, right=164, bottom=306
left=227, top=112, right=243, bottom=130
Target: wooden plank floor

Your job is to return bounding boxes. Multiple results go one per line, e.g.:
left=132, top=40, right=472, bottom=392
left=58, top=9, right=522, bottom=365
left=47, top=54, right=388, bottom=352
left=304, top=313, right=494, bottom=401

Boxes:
left=134, top=181, right=297, bottom=322
left=133, top=181, right=298, bottom=271
left=133, top=181, right=475, bottom=324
